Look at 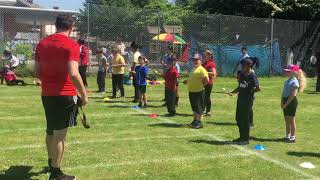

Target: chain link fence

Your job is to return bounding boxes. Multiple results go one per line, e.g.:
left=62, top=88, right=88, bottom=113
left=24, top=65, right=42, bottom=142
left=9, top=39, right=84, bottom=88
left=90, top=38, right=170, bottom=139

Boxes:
left=0, top=3, right=311, bottom=76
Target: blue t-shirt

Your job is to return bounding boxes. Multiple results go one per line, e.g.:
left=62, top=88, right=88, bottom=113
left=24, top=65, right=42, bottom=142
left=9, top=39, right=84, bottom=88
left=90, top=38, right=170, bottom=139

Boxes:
left=162, top=54, right=170, bottom=65
left=282, top=77, right=299, bottom=98
left=135, top=65, right=148, bottom=86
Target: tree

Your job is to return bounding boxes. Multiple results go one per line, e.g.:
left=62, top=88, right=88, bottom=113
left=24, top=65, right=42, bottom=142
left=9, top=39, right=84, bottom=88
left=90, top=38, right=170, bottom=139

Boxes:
left=190, top=0, right=320, bottom=20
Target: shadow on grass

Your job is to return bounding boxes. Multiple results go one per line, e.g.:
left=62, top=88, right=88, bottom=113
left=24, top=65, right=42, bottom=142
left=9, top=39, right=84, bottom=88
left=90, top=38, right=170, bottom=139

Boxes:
left=306, top=91, right=320, bottom=94
left=250, top=136, right=284, bottom=142
left=287, top=151, right=320, bottom=158
left=207, top=122, right=237, bottom=126
left=190, top=139, right=234, bottom=145
left=107, top=105, right=134, bottom=108
left=157, top=113, right=193, bottom=118
left=149, top=123, right=185, bottom=128
left=0, top=166, right=47, bottom=180
left=147, top=99, right=164, bottom=102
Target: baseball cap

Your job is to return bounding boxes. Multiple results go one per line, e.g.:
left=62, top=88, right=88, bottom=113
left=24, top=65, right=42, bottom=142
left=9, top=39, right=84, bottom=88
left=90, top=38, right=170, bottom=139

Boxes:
left=191, top=53, right=202, bottom=60
left=283, top=64, right=300, bottom=72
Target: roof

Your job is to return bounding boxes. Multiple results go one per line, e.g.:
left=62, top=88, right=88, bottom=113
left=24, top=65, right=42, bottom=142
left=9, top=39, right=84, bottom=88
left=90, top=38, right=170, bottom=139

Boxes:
left=0, top=0, right=41, bottom=8
left=0, top=5, right=79, bottom=25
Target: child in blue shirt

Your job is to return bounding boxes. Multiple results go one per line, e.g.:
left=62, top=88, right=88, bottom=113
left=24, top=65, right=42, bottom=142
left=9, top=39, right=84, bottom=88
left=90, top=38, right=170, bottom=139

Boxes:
left=135, top=56, right=149, bottom=107
left=281, top=65, right=306, bottom=143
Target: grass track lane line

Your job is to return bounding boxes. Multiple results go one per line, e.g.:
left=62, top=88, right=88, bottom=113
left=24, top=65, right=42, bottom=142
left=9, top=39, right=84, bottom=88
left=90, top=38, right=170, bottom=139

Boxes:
left=65, top=153, right=247, bottom=170
left=1, top=134, right=203, bottom=151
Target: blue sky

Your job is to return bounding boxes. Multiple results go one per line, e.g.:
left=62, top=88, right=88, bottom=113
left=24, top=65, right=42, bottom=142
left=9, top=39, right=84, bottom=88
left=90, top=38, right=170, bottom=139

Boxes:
left=33, top=0, right=86, bottom=11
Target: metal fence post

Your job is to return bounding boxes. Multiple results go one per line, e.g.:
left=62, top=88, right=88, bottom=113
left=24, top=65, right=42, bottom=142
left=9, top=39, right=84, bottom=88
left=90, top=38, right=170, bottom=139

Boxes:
left=86, top=2, right=91, bottom=73
left=157, top=8, right=161, bottom=65
left=218, top=14, right=222, bottom=75
left=269, top=18, right=274, bottom=76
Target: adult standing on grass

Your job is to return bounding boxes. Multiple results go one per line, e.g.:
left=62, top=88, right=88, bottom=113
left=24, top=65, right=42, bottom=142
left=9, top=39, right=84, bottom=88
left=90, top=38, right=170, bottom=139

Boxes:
left=187, top=53, right=209, bottom=129
left=78, top=39, right=89, bottom=88
left=111, top=47, right=126, bottom=98
left=228, top=58, right=260, bottom=145
left=202, top=50, right=217, bottom=117
left=35, top=14, right=88, bottom=180
left=3, top=50, right=19, bottom=70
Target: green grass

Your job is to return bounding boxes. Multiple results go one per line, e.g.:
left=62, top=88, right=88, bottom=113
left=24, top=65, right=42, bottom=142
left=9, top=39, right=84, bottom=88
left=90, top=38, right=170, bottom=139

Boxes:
left=0, top=77, right=319, bottom=180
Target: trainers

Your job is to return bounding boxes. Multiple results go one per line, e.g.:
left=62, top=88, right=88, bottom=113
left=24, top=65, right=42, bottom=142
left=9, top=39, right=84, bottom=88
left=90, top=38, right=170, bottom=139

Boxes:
left=49, top=169, right=76, bottom=180
left=188, top=120, right=197, bottom=127
left=237, top=141, right=249, bottom=145
left=287, top=137, right=296, bottom=143
left=204, top=112, right=211, bottom=117
left=138, top=103, right=142, bottom=108
left=191, top=121, right=203, bottom=129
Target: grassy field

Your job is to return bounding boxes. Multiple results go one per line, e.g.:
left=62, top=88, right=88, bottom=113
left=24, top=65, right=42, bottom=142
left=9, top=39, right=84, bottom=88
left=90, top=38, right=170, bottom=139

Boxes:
left=0, top=76, right=319, bottom=180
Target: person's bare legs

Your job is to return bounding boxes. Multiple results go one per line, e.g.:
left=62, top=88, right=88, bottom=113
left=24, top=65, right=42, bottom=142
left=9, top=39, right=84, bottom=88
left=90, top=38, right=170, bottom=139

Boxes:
left=46, top=135, right=53, bottom=168
left=285, top=116, right=291, bottom=138
left=197, top=114, right=203, bottom=121
left=193, top=112, right=197, bottom=120
left=143, top=93, right=147, bottom=105
left=290, top=116, right=296, bottom=138
left=51, top=128, right=68, bottom=168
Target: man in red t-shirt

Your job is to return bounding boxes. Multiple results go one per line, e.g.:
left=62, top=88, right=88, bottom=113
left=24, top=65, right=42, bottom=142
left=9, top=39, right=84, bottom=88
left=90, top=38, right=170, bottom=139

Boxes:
left=164, top=57, right=179, bottom=116
left=35, top=14, right=88, bottom=180
left=203, top=50, right=217, bottom=116
left=78, top=39, right=89, bottom=87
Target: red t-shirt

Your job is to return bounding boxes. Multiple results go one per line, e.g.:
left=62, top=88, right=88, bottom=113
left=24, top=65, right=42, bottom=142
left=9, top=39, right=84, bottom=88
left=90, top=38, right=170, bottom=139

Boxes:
left=5, top=71, right=15, bottom=81
left=79, top=45, right=89, bottom=66
left=164, top=67, right=179, bottom=91
left=36, top=34, right=80, bottom=96
left=203, top=60, right=216, bottom=85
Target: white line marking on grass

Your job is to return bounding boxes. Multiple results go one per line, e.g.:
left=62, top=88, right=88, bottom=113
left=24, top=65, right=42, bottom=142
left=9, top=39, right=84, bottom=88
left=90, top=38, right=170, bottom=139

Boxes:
left=0, top=121, right=151, bottom=134
left=0, top=112, right=136, bottom=121
left=1, top=134, right=202, bottom=151
left=65, top=153, right=247, bottom=170
left=133, top=107, right=320, bottom=179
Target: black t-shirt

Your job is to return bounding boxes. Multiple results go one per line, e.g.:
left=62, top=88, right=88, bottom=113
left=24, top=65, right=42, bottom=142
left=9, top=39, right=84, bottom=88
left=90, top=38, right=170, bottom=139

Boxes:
left=238, top=71, right=259, bottom=100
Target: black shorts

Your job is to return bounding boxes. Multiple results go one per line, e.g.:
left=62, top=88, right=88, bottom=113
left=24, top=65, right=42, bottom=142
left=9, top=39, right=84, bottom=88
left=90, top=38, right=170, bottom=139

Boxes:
left=283, top=97, right=298, bottom=117
left=42, top=96, right=78, bottom=135
left=138, top=85, right=147, bottom=94
left=189, top=90, right=205, bottom=115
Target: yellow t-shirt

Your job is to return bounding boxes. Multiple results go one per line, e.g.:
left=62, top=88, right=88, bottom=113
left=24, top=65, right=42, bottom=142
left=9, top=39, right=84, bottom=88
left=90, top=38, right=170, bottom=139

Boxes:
left=187, top=65, right=208, bottom=92
left=111, top=54, right=125, bottom=74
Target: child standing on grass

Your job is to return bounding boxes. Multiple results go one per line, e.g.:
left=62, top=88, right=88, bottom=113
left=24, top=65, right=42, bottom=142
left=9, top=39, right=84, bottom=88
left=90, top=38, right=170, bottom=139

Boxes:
left=281, top=65, right=306, bottom=143
left=202, top=50, right=217, bottom=117
left=92, top=49, right=108, bottom=93
left=228, top=58, right=260, bottom=145
left=164, top=57, right=179, bottom=116
left=135, top=56, right=149, bottom=108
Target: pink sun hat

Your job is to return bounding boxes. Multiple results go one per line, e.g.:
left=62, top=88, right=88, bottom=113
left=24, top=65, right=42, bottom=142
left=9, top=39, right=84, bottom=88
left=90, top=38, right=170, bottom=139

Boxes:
left=283, top=64, right=300, bottom=72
